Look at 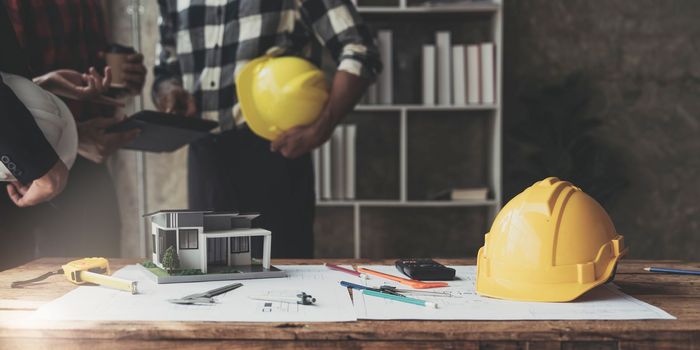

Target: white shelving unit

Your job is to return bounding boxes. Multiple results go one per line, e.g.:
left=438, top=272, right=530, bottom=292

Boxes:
left=318, top=1, right=503, bottom=258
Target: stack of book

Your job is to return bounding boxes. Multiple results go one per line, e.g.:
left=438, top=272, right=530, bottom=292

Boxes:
left=430, top=187, right=489, bottom=201
left=423, top=31, right=496, bottom=106
left=313, top=124, right=357, bottom=200
left=364, top=29, right=393, bottom=105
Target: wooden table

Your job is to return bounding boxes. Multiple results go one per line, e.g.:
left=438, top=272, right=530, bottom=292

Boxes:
left=0, top=258, right=698, bottom=349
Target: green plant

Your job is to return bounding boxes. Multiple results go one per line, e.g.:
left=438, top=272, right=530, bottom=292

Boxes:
left=141, top=260, right=157, bottom=268
left=161, top=246, right=180, bottom=272
left=507, top=73, right=627, bottom=206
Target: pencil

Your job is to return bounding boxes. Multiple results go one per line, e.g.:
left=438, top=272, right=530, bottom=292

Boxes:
left=644, top=267, right=700, bottom=276
left=362, top=289, right=437, bottom=308
left=325, top=263, right=366, bottom=279
left=357, top=267, right=448, bottom=289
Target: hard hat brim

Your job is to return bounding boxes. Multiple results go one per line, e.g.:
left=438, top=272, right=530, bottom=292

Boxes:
left=236, top=56, right=278, bottom=141
left=475, top=247, right=627, bottom=302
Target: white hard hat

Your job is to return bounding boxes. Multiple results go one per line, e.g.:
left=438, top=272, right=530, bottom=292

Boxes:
left=0, top=72, right=78, bottom=181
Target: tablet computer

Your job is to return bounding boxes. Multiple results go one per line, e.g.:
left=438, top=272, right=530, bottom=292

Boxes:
left=106, top=111, right=218, bottom=152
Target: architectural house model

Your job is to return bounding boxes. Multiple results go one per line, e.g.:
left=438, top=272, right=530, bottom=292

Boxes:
left=141, top=210, right=286, bottom=283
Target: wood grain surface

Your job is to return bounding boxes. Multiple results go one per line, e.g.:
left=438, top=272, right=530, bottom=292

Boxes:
left=0, top=258, right=698, bottom=349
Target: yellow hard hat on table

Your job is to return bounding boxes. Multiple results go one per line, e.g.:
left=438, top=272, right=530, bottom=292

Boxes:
left=236, top=55, right=329, bottom=141
left=476, top=177, right=627, bottom=302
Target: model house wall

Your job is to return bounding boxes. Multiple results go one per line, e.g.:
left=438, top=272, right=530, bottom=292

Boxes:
left=146, top=210, right=269, bottom=273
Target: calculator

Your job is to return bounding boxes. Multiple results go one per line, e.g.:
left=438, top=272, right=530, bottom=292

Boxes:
left=395, top=259, right=456, bottom=281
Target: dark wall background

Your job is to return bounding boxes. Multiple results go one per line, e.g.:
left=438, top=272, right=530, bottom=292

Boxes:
left=503, top=0, right=700, bottom=259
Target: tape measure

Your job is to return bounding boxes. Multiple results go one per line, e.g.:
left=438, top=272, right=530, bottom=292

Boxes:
left=11, top=257, right=138, bottom=294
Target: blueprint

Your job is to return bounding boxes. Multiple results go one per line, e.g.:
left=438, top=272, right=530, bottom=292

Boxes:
left=32, top=265, right=357, bottom=322
left=351, top=265, right=675, bottom=320
left=31, top=264, right=674, bottom=322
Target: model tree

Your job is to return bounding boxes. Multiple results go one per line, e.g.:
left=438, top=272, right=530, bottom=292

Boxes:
left=162, top=245, right=180, bottom=273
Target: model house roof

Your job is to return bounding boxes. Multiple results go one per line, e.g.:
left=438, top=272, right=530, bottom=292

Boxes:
left=144, top=210, right=260, bottom=230
left=142, top=209, right=218, bottom=217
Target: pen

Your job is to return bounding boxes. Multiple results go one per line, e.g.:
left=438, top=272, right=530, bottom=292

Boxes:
left=340, top=280, right=371, bottom=290
left=357, top=267, right=448, bottom=289
left=362, top=289, right=438, bottom=308
left=249, top=292, right=316, bottom=305
left=325, top=263, right=367, bottom=279
left=644, top=267, right=700, bottom=276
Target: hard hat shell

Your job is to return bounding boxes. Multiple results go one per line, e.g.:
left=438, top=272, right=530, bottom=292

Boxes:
left=476, top=177, right=627, bottom=302
left=0, top=72, right=78, bottom=181
left=236, top=55, right=329, bottom=141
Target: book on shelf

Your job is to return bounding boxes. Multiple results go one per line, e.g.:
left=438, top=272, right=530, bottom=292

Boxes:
left=317, top=124, right=357, bottom=201
left=435, top=31, right=452, bottom=105
left=321, top=140, right=332, bottom=199
left=331, top=127, right=346, bottom=199
left=480, top=42, right=495, bottom=104
left=422, top=45, right=436, bottom=105
left=366, top=83, right=378, bottom=104
left=313, top=148, right=320, bottom=200
left=430, top=187, right=489, bottom=201
left=377, top=30, right=393, bottom=105
left=466, top=44, right=480, bottom=104
left=452, top=45, right=467, bottom=105
left=344, top=125, right=357, bottom=199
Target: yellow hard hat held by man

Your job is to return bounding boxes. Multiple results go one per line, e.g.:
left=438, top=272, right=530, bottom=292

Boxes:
left=237, top=55, right=330, bottom=142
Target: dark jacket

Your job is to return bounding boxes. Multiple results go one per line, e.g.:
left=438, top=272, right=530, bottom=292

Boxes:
left=0, top=3, right=59, bottom=184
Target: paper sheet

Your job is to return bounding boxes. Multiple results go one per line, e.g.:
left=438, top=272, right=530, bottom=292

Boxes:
left=352, top=266, right=675, bottom=320
left=32, top=265, right=357, bottom=322
left=31, top=264, right=674, bottom=322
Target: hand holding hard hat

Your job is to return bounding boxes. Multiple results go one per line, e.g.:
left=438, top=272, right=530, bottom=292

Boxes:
left=476, top=177, right=627, bottom=302
left=1, top=72, right=77, bottom=206
left=6, top=160, right=68, bottom=207
left=236, top=55, right=330, bottom=142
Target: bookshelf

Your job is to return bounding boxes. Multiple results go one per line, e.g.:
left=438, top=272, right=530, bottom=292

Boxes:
left=316, top=1, right=503, bottom=259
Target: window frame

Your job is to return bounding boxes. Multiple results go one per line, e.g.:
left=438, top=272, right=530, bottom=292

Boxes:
left=179, top=229, right=199, bottom=250
left=230, top=236, right=250, bottom=254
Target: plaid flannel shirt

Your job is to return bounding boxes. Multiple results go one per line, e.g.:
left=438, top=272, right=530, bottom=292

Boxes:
left=154, top=0, right=382, bottom=130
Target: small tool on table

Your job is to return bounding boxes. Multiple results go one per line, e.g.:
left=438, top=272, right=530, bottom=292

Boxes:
left=644, top=267, right=700, bottom=276
left=11, top=257, right=137, bottom=294
left=249, top=292, right=316, bottom=305
left=340, top=281, right=438, bottom=308
left=357, top=267, right=448, bottom=289
left=362, top=289, right=438, bottom=309
left=340, top=281, right=454, bottom=297
left=324, top=263, right=367, bottom=279
left=168, top=282, right=243, bottom=305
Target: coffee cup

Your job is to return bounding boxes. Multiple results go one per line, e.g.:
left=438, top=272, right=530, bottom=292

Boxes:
left=104, top=43, right=136, bottom=88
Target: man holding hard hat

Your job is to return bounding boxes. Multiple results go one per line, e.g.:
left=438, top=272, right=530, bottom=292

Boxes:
left=0, top=6, right=76, bottom=270
left=153, top=0, right=381, bottom=258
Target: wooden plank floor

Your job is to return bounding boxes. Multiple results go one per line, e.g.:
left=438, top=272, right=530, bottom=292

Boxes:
left=0, top=258, right=698, bottom=349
